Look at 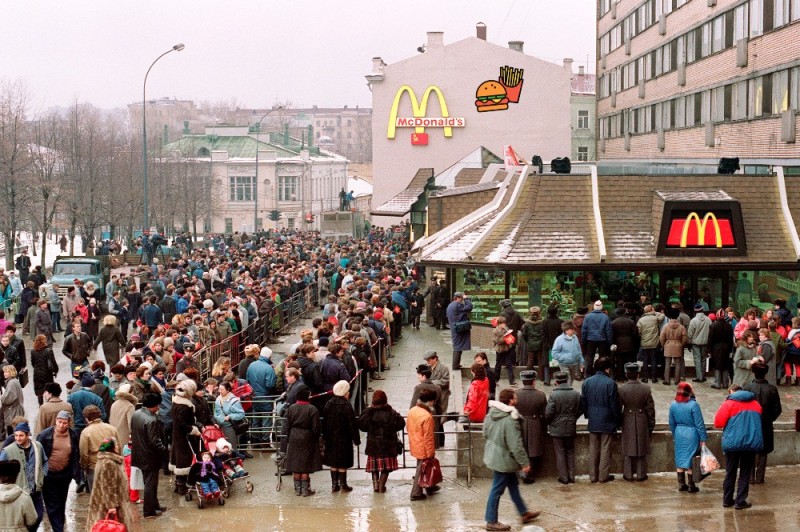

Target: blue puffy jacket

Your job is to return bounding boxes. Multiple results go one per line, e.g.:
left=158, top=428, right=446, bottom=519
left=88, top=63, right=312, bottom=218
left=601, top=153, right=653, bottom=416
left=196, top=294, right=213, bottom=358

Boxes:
left=246, top=356, right=277, bottom=397
left=551, top=333, right=584, bottom=366
left=714, top=390, right=763, bottom=453
left=580, top=372, right=620, bottom=433
left=581, top=310, right=613, bottom=343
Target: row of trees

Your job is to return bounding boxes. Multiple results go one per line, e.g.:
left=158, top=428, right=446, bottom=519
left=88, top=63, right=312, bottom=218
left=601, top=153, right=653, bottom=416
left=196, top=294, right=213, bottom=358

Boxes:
left=0, top=80, right=213, bottom=269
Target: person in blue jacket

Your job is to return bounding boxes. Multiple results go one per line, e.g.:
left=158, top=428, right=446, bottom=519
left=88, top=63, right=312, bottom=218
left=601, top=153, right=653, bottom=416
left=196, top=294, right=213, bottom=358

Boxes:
left=580, top=357, right=620, bottom=483
left=246, top=347, right=277, bottom=444
left=581, top=301, right=613, bottom=378
left=668, top=381, right=707, bottom=493
left=550, top=321, right=585, bottom=386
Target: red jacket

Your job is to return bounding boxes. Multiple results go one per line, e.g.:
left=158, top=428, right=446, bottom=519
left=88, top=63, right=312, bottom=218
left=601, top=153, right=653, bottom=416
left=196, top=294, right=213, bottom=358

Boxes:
left=464, top=378, right=489, bottom=422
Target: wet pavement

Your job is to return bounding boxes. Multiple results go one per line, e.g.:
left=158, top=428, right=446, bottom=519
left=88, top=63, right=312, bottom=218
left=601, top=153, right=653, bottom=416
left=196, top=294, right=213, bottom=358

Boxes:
left=20, top=315, right=800, bottom=531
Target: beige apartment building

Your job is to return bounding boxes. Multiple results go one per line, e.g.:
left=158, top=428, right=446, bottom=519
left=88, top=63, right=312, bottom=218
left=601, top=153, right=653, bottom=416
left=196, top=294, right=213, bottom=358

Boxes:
left=596, top=0, right=800, bottom=164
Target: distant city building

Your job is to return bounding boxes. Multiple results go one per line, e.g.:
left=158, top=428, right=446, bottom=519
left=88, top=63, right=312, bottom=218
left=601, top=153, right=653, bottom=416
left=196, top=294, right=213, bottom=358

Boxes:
left=569, top=61, right=596, bottom=161
left=161, top=125, right=347, bottom=234
left=596, top=0, right=800, bottom=166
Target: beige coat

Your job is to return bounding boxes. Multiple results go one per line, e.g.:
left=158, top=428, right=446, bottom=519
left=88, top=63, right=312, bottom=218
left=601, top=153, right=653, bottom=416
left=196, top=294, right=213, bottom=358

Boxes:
left=79, top=420, right=119, bottom=470
left=108, top=392, right=137, bottom=447
left=34, top=398, right=73, bottom=435
left=660, top=319, right=687, bottom=358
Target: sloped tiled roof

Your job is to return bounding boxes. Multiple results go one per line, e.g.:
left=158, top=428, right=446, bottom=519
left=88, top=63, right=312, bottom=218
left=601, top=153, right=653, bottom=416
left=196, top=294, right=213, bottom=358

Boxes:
left=453, top=168, right=487, bottom=188
left=165, top=135, right=298, bottom=158
left=430, top=181, right=500, bottom=198
left=371, top=168, right=435, bottom=216
left=418, top=172, right=800, bottom=268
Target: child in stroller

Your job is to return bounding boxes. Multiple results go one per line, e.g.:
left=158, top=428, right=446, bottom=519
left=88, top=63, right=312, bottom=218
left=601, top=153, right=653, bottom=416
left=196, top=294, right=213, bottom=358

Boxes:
left=188, top=452, right=223, bottom=500
left=214, top=438, right=248, bottom=479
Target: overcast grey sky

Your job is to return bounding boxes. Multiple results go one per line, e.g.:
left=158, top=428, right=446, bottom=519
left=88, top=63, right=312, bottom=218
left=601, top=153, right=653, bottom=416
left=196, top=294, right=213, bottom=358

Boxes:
left=2, top=0, right=596, bottom=112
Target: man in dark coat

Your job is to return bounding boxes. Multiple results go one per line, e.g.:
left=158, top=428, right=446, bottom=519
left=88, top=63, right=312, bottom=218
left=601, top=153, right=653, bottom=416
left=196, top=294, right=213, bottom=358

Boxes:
left=580, top=357, right=621, bottom=483
left=15, top=249, right=31, bottom=285
left=131, top=393, right=168, bottom=518
left=37, top=411, right=79, bottom=532
left=158, top=290, right=177, bottom=325
left=446, top=292, right=473, bottom=370
left=541, top=305, right=563, bottom=371
left=545, top=371, right=584, bottom=484
left=744, top=362, right=782, bottom=484
left=515, top=370, right=548, bottom=483
left=611, top=306, right=639, bottom=381
left=499, top=299, right=525, bottom=366
left=617, top=363, right=656, bottom=481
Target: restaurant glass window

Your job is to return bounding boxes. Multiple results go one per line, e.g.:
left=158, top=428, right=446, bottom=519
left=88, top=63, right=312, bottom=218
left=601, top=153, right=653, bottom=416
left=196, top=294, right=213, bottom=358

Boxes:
left=750, top=270, right=800, bottom=314
left=455, top=268, right=505, bottom=325
left=696, top=274, right=724, bottom=312
left=595, top=271, right=661, bottom=310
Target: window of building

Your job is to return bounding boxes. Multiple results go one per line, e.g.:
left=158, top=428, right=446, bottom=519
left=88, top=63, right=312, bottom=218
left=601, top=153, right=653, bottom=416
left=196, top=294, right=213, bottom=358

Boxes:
left=577, top=110, right=590, bottom=129
left=792, top=67, right=800, bottom=111
left=748, top=76, right=773, bottom=117
left=287, top=217, right=294, bottom=230
left=347, top=119, right=352, bottom=126
left=693, top=92, right=702, bottom=125
left=775, top=0, right=790, bottom=27
left=203, top=218, right=212, bottom=233
left=793, top=0, right=800, bottom=21
left=701, top=90, right=712, bottom=124
left=676, top=96, right=686, bottom=128
left=278, top=175, right=298, bottom=201
left=456, top=268, right=506, bottom=324
left=255, top=218, right=263, bottom=231
left=711, top=85, right=732, bottom=122
left=733, top=80, right=748, bottom=120
left=750, top=0, right=764, bottom=36
left=228, top=176, right=254, bottom=202
left=701, top=22, right=712, bottom=57
left=577, top=147, right=589, bottom=161
left=224, top=218, right=233, bottom=234
left=712, top=16, right=725, bottom=53
left=734, top=3, right=749, bottom=41
left=600, top=33, right=610, bottom=56
left=772, top=70, right=790, bottom=114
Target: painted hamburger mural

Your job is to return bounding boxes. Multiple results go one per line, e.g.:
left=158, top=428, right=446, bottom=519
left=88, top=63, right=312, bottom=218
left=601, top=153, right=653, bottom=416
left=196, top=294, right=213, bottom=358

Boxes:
left=474, top=65, right=524, bottom=113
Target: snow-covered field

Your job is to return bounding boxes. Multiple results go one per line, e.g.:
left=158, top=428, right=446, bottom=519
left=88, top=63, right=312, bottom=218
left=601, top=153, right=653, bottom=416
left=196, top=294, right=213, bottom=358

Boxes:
left=0, top=233, right=86, bottom=270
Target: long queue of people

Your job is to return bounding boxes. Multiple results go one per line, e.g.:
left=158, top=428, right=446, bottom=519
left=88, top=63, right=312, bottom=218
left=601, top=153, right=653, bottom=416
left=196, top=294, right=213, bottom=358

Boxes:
left=0, top=226, right=423, bottom=530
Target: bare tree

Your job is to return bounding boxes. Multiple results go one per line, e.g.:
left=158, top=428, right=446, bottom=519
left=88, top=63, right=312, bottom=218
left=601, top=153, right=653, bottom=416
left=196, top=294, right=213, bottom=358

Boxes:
left=27, top=111, right=64, bottom=267
left=0, top=80, right=33, bottom=269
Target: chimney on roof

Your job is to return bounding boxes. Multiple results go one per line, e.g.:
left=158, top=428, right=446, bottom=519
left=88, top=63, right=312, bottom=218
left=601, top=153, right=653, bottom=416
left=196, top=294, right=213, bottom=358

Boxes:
left=371, top=57, right=385, bottom=74
left=579, top=65, right=585, bottom=75
left=476, top=22, right=487, bottom=40
left=508, top=41, right=524, bottom=53
left=427, top=31, right=444, bottom=50
left=563, top=58, right=574, bottom=73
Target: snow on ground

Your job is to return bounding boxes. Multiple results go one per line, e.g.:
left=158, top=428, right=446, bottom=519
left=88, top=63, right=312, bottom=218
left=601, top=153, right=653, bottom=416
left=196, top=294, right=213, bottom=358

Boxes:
left=0, top=233, right=85, bottom=270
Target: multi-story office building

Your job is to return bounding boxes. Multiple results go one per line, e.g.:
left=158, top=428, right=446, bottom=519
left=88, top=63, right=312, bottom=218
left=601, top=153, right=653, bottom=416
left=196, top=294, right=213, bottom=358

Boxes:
left=596, top=0, right=800, bottom=165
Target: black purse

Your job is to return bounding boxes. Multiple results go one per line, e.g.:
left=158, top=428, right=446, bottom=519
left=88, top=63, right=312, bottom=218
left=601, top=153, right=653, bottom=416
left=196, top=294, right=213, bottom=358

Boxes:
left=231, top=417, right=250, bottom=436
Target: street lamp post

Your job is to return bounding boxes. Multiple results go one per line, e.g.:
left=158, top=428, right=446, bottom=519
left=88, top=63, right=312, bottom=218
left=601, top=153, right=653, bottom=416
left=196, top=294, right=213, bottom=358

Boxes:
left=254, top=106, right=284, bottom=232
left=142, top=43, right=185, bottom=232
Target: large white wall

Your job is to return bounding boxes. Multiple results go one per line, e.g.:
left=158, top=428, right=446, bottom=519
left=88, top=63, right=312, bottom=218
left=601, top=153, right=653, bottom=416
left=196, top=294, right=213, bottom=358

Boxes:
left=371, top=36, right=571, bottom=224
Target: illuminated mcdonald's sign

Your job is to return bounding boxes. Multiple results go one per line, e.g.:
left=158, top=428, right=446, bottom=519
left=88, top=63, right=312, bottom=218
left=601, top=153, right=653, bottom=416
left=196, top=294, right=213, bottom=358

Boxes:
left=387, top=85, right=465, bottom=142
left=657, top=199, right=746, bottom=257
left=666, top=212, right=735, bottom=248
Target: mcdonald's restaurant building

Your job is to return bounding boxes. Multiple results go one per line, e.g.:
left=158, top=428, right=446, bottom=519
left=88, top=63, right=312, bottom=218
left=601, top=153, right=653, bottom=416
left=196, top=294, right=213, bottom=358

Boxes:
left=366, top=26, right=572, bottom=231
left=412, top=162, right=800, bottom=332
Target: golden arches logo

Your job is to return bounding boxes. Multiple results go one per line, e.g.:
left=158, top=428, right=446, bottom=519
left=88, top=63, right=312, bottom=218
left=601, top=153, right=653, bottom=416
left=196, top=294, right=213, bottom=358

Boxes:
left=680, top=212, right=723, bottom=248
left=387, top=85, right=459, bottom=139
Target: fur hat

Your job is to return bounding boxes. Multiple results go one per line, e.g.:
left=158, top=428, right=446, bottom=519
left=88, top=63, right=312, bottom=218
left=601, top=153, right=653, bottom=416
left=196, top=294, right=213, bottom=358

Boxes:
left=118, top=383, right=132, bottom=395
left=260, top=346, right=273, bottom=359
left=175, top=379, right=197, bottom=398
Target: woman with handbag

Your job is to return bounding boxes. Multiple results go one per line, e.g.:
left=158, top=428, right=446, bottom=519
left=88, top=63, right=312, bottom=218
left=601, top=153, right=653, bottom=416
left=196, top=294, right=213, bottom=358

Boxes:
left=0, top=366, right=24, bottom=437
left=357, top=390, right=405, bottom=493
left=668, top=382, right=708, bottom=493
left=322, top=380, right=360, bottom=493
left=30, top=334, right=57, bottom=406
left=214, top=381, right=247, bottom=449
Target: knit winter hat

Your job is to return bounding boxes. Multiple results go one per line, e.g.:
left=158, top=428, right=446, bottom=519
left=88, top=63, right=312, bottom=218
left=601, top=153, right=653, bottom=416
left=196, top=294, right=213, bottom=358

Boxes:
left=333, top=380, right=350, bottom=397
left=593, top=300, right=603, bottom=310
left=80, top=372, right=96, bottom=387
left=118, top=383, right=132, bottom=395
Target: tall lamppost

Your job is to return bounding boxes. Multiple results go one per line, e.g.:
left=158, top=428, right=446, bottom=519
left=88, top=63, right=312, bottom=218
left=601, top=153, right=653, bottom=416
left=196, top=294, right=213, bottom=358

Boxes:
left=142, top=43, right=185, bottom=232
left=254, top=106, right=284, bottom=232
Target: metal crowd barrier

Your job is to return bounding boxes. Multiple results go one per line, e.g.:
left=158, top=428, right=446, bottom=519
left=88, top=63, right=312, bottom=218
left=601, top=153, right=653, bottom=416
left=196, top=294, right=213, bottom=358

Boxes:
left=196, top=283, right=318, bottom=382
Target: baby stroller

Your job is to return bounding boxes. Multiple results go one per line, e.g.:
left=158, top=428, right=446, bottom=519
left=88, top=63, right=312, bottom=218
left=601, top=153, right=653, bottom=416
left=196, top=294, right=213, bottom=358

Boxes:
left=185, top=427, right=226, bottom=509
left=201, top=426, right=254, bottom=498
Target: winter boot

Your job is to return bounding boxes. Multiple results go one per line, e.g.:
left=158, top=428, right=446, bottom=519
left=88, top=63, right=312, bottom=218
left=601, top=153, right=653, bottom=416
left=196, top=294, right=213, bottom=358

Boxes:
left=378, top=472, right=389, bottom=493
left=340, top=470, right=353, bottom=493
left=331, top=470, right=340, bottom=493
left=301, top=479, right=315, bottom=497
left=371, top=472, right=380, bottom=493
left=677, top=471, right=688, bottom=492
left=175, top=476, right=188, bottom=496
left=293, top=479, right=302, bottom=496
left=687, top=473, right=699, bottom=493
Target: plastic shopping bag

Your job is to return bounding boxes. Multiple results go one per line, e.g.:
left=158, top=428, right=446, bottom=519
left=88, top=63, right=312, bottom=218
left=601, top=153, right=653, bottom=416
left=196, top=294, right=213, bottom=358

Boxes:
left=699, top=445, right=720, bottom=475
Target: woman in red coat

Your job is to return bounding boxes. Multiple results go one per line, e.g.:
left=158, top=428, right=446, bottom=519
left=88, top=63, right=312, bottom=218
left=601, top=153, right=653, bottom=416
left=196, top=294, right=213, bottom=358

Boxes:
left=463, top=363, right=490, bottom=422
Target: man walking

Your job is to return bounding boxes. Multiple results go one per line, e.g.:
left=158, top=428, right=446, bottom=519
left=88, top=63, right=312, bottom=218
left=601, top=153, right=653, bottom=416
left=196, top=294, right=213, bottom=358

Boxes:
left=618, top=363, right=656, bottom=481
left=446, top=292, right=473, bottom=370
left=408, top=389, right=437, bottom=501
left=581, top=357, right=621, bottom=483
left=744, top=362, right=782, bottom=484
left=581, top=301, right=612, bottom=378
left=714, top=384, right=763, bottom=510
left=131, top=393, right=168, bottom=519
left=36, top=411, right=79, bottom=532
left=687, top=304, right=711, bottom=383
left=15, top=249, right=31, bottom=286
left=483, top=388, right=540, bottom=531
left=515, top=370, right=547, bottom=483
